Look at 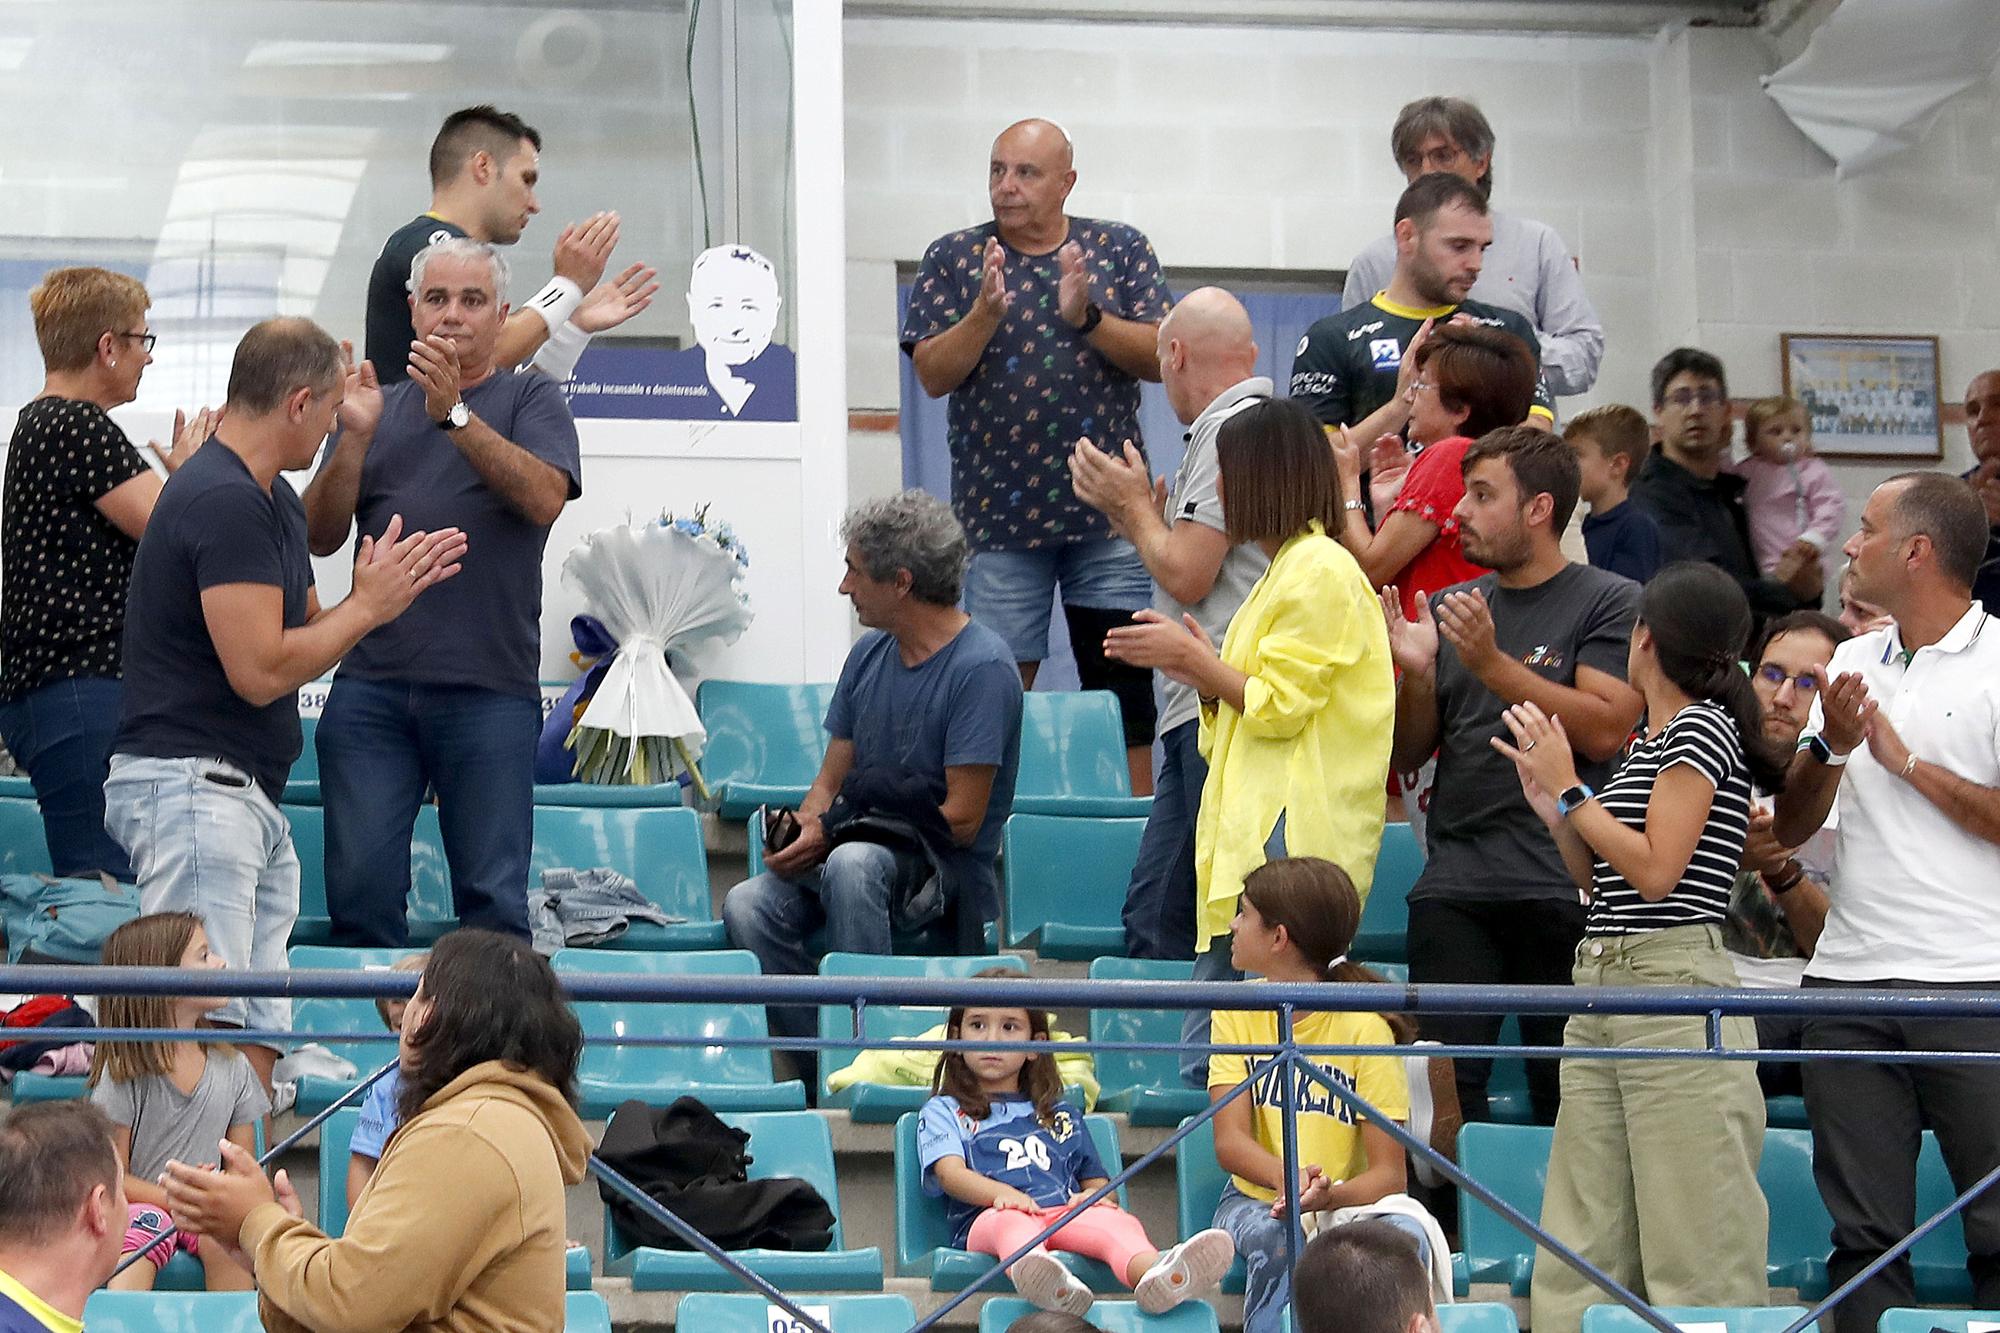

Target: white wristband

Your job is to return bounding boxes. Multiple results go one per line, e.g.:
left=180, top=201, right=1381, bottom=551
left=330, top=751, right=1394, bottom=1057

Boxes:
left=523, top=276, right=584, bottom=334
left=530, top=319, right=593, bottom=382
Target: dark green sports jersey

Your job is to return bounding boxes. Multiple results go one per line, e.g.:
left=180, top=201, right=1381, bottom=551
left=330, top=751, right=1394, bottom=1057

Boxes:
left=1287, top=292, right=1554, bottom=430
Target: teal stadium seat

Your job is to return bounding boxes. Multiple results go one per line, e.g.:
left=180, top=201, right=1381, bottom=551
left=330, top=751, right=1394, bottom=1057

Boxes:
left=1762, top=1127, right=1834, bottom=1296
left=697, top=680, right=837, bottom=820
left=1436, top=1306, right=1523, bottom=1333
left=1089, top=958, right=1207, bottom=1127
left=604, top=1109, right=882, bottom=1290
left=81, top=1291, right=264, bottom=1333
left=1014, top=692, right=1151, bottom=818
left=284, top=805, right=451, bottom=946
left=1580, top=1306, right=1815, bottom=1333
left=676, top=1293, right=918, bottom=1333
left=529, top=805, right=727, bottom=949
left=566, top=1293, right=614, bottom=1333
left=1454, top=1122, right=1552, bottom=1296
left=1354, top=821, right=1421, bottom=965
left=0, top=796, right=53, bottom=875
left=0, top=775, right=33, bottom=799
left=1484, top=1013, right=1536, bottom=1127
left=1002, top=814, right=1143, bottom=960
left=552, top=948, right=805, bottom=1116
left=287, top=945, right=419, bottom=1115
left=1912, top=1130, right=1977, bottom=1303
left=1173, top=1115, right=1247, bottom=1295
left=817, top=952, right=1027, bottom=1120
left=1880, top=1311, right=2000, bottom=1333
left=282, top=715, right=321, bottom=803
left=980, top=1298, right=1221, bottom=1333
left=895, top=1108, right=1130, bottom=1292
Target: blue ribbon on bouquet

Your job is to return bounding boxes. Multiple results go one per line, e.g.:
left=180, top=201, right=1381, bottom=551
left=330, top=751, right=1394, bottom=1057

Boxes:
left=533, top=615, right=620, bottom=785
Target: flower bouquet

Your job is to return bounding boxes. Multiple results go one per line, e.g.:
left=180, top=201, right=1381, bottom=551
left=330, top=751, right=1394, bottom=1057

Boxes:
left=558, top=507, right=753, bottom=795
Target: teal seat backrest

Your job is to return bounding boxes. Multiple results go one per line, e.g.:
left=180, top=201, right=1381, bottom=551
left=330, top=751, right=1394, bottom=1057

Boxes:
left=552, top=948, right=778, bottom=1087
left=1089, top=957, right=1192, bottom=1098
left=529, top=805, right=711, bottom=922
left=1457, top=1122, right=1553, bottom=1282
left=676, top=1293, right=919, bottom=1333
left=288, top=945, right=421, bottom=1073
left=1436, top=1306, right=1521, bottom=1333
left=1016, top=692, right=1133, bottom=801
left=1879, top=1312, right=2000, bottom=1333
left=82, top=1292, right=264, bottom=1333
left=1759, top=1127, right=1832, bottom=1286
left=979, top=1299, right=1220, bottom=1333
left=1579, top=1307, right=1814, bottom=1333
left=1175, top=1115, right=1231, bottom=1239
left=1001, top=814, right=1143, bottom=948
left=293, top=715, right=319, bottom=782
left=696, top=680, right=836, bottom=809
left=1354, top=821, right=1420, bottom=964
left=606, top=1110, right=846, bottom=1261
left=566, top=1292, right=614, bottom=1333
left=0, top=797, right=54, bottom=875
left=318, top=1107, right=362, bottom=1236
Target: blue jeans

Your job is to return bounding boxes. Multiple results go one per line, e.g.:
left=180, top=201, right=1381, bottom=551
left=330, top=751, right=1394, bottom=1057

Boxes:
left=317, top=677, right=538, bottom=947
left=961, top=537, right=1152, bottom=661
left=722, top=841, right=928, bottom=1040
left=1121, top=719, right=1203, bottom=960
left=1213, top=1182, right=1430, bottom=1333
left=1180, top=810, right=1284, bottom=1086
left=103, top=753, right=298, bottom=1036
left=0, top=676, right=133, bottom=879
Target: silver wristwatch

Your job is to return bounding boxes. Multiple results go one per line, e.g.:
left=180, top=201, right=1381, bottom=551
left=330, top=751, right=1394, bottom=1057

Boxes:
left=437, top=401, right=470, bottom=431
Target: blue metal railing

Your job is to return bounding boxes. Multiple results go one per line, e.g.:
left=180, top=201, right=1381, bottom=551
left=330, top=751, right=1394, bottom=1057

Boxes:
left=9, top=963, right=1997, bottom=1333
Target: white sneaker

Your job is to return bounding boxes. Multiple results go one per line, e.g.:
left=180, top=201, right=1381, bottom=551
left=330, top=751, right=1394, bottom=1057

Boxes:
left=1135, top=1228, right=1236, bottom=1314
left=1011, top=1247, right=1094, bottom=1316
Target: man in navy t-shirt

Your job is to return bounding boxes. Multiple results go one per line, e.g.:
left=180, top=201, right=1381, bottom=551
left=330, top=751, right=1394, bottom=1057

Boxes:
left=307, top=240, right=580, bottom=947
left=0, top=1103, right=127, bottom=1333
left=722, top=491, right=1023, bottom=1043
left=109, top=317, right=464, bottom=1091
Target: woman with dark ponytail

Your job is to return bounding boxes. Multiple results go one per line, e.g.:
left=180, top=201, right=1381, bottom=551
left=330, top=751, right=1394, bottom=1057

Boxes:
left=1491, top=561, right=1778, bottom=1333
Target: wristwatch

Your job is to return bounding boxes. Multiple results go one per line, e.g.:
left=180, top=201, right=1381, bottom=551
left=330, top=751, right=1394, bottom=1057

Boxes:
left=436, top=401, right=470, bottom=431
left=1805, top=735, right=1849, bottom=768
left=1076, top=302, right=1104, bottom=335
left=1555, top=783, right=1596, bottom=818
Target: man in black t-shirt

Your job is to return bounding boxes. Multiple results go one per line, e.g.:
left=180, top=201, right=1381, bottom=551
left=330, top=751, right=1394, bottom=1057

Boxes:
left=364, top=105, right=626, bottom=385
left=1291, top=173, right=1553, bottom=448
left=106, top=318, right=466, bottom=1090
left=1381, top=425, right=1642, bottom=1124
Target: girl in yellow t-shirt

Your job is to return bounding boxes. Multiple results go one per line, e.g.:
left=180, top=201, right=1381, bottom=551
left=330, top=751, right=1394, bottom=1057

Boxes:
left=1207, top=857, right=1423, bottom=1333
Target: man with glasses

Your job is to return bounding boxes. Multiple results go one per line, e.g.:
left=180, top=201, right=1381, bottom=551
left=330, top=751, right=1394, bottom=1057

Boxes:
left=1292, top=173, right=1551, bottom=454
left=1632, top=347, right=1821, bottom=618
left=1721, top=609, right=1849, bottom=1096
left=1342, top=97, right=1604, bottom=400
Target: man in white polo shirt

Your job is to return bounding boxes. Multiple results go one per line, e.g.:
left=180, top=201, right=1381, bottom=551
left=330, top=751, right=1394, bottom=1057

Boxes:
left=1774, top=471, right=2000, bottom=1333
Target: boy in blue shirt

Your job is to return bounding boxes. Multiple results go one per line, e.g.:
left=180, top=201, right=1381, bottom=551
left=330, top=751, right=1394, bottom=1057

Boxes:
left=1568, top=404, right=1663, bottom=584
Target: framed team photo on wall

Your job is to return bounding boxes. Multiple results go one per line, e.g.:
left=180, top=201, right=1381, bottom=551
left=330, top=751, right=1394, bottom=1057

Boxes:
left=1780, top=333, right=1943, bottom=460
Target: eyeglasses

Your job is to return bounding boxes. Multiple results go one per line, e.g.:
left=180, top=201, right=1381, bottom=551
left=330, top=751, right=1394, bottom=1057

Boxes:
left=1408, top=379, right=1435, bottom=396
left=114, top=330, right=157, bottom=354
left=1663, top=387, right=1725, bottom=409
left=1753, top=664, right=1819, bottom=694
left=1398, top=146, right=1468, bottom=173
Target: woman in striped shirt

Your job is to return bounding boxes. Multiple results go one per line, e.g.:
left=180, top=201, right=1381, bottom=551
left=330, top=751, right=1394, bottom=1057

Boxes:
left=1490, top=561, right=1789, bottom=1333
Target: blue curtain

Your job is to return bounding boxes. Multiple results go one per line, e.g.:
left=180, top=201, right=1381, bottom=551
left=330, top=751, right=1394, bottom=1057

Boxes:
left=896, top=284, right=1334, bottom=691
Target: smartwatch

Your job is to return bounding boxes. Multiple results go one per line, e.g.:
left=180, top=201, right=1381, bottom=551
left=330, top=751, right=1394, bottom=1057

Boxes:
left=1077, top=302, right=1104, bottom=335
left=1556, top=783, right=1596, bottom=818
left=1805, top=735, right=1848, bottom=768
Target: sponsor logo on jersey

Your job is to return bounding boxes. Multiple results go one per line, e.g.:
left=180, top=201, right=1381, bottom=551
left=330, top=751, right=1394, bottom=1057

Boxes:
left=1296, top=334, right=1311, bottom=358
left=1345, top=320, right=1385, bottom=341
left=1369, top=338, right=1403, bottom=369
left=428, top=229, right=453, bottom=245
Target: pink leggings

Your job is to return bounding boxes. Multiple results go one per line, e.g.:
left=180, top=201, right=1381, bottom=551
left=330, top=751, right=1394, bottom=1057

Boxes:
left=968, top=1202, right=1155, bottom=1288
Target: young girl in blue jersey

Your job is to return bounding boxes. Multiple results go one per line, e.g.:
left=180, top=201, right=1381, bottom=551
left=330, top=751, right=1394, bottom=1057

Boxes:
left=918, top=970, right=1234, bottom=1316
left=1208, top=858, right=1427, bottom=1333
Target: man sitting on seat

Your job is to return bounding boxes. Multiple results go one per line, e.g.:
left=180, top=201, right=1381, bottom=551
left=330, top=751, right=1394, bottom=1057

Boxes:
left=722, top=491, right=1023, bottom=1057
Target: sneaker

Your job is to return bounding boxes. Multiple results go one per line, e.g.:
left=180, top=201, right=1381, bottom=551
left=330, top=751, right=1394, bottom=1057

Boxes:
left=1011, top=1247, right=1094, bottom=1316
left=1135, top=1228, right=1236, bottom=1315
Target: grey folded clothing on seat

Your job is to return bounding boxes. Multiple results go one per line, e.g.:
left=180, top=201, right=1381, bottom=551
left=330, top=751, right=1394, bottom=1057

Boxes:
left=529, top=867, right=683, bottom=954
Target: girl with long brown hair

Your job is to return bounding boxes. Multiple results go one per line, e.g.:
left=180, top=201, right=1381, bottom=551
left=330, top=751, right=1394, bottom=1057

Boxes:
left=918, top=968, right=1233, bottom=1317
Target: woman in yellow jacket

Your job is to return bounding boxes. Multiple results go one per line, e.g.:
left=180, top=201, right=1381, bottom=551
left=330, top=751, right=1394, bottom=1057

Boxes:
left=1106, top=396, right=1397, bottom=1083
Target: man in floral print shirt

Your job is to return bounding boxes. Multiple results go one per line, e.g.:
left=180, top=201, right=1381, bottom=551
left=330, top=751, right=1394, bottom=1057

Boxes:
left=900, top=118, right=1171, bottom=793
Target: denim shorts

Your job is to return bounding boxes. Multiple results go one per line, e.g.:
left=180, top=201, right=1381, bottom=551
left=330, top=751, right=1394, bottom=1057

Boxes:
left=962, top=537, right=1153, bottom=661
left=103, top=753, right=298, bottom=1038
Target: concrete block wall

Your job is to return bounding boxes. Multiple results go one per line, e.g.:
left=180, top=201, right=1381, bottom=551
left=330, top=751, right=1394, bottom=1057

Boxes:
left=1659, top=25, right=2000, bottom=525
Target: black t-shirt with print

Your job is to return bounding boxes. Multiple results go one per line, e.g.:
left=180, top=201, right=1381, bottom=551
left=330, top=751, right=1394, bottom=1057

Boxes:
left=1288, top=294, right=1554, bottom=431
left=0, top=397, right=150, bottom=700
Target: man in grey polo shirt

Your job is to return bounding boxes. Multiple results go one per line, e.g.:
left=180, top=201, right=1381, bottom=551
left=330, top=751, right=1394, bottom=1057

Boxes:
left=1069, top=287, right=1269, bottom=960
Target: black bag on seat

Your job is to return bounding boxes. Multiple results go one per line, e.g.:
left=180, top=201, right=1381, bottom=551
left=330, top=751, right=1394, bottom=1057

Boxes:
left=595, top=1096, right=835, bottom=1253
